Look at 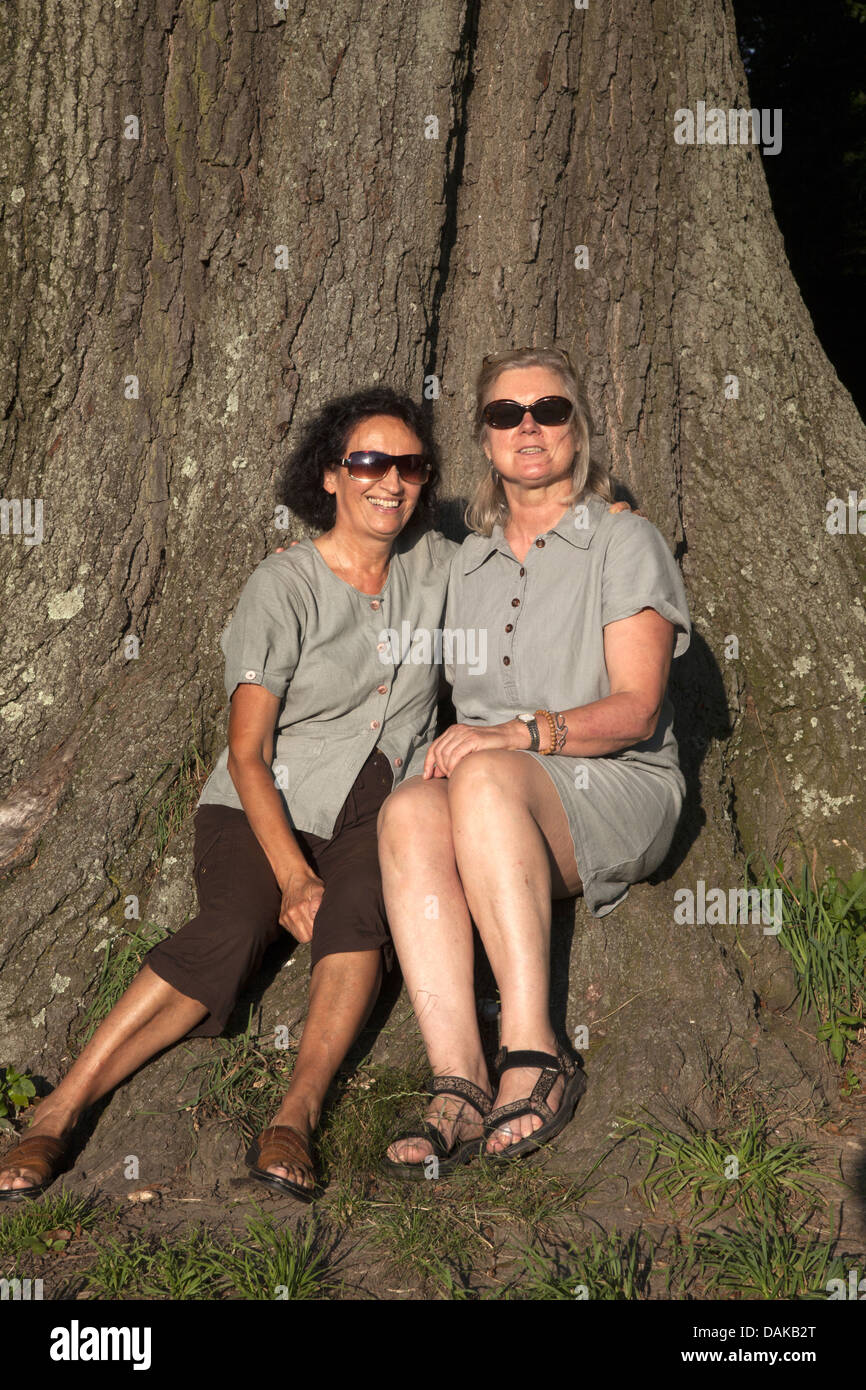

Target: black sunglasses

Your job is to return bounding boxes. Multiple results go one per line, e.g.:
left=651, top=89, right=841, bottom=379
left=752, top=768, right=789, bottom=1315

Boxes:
left=339, top=451, right=430, bottom=484
left=481, top=396, right=574, bottom=430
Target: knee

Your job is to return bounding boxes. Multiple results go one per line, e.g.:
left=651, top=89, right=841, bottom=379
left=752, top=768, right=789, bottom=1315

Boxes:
left=377, top=787, right=406, bottom=842
left=448, top=749, right=514, bottom=799
left=377, top=779, right=443, bottom=844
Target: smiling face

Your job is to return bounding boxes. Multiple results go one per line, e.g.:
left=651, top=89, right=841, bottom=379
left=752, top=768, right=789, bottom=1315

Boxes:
left=481, top=366, right=577, bottom=489
left=322, top=414, right=426, bottom=539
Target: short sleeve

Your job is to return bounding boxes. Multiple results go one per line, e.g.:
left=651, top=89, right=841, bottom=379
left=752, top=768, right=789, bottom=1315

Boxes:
left=220, top=558, right=303, bottom=701
left=425, top=529, right=460, bottom=567
left=601, top=515, right=691, bottom=658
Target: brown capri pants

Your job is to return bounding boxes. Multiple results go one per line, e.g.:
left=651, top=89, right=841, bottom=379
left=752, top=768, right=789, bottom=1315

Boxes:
left=145, top=748, right=395, bottom=1038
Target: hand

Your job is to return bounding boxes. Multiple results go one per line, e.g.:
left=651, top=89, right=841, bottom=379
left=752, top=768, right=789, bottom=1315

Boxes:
left=278, top=867, right=325, bottom=943
left=608, top=500, right=647, bottom=518
left=423, top=720, right=527, bottom=778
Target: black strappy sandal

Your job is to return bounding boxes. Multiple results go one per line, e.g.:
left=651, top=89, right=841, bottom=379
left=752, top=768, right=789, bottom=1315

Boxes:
left=381, top=1074, right=493, bottom=1180
left=483, top=1045, right=587, bottom=1162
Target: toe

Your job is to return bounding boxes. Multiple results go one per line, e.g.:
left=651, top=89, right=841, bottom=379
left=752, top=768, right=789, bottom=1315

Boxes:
left=387, top=1138, right=432, bottom=1164
left=2, top=1168, right=37, bottom=1191
left=265, top=1161, right=312, bottom=1190
left=485, top=1125, right=513, bottom=1155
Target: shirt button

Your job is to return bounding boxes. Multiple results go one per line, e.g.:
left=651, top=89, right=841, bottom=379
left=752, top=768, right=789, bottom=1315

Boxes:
left=394, top=756, right=403, bottom=767
left=519, top=567, right=525, bottom=577
left=503, top=656, right=511, bottom=666
left=370, top=719, right=380, bottom=730
left=376, top=641, right=388, bottom=652
left=377, top=684, right=388, bottom=694
left=244, top=670, right=257, bottom=680
left=535, top=538, right=545, bottom=548
left=505, top=623, right=513, bottom=633
left=370, top=599, right=381, bottom=610
left=511, top=597, right=520, bottom=607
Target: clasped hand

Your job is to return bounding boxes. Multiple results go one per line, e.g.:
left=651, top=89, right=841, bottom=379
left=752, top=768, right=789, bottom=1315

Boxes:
left=278, top=868, right=325, bottom=943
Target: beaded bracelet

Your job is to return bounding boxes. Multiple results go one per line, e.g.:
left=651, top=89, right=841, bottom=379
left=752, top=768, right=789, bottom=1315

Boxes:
left=535, top=708, right=568, bottom=755
left=535, top=708, right=557, bottom=754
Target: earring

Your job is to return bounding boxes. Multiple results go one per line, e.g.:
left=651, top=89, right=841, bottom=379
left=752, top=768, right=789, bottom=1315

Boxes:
left=490, top=466, right=499, bottom=484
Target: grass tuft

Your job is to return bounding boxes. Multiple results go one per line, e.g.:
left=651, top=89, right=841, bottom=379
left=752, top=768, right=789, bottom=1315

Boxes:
left=83, top=1225, right=226, bottom=1300
left=183, top=1012, right=296, bottom=1147
left=750, top=855, right=866, bottom=1064
left=81, top=1213, right=337, bottom=1301
left=624, top=1109, right=820, bottom=1223
left=149, top=725, right=210, bottom=863
left=0, top=1193, right=108, bottom=1260
left=682, top=1216, right=848, bottom=1300
left=511, top=1229, right=652, bottom=1300
left=220, top=1210, right=337, bottom=1300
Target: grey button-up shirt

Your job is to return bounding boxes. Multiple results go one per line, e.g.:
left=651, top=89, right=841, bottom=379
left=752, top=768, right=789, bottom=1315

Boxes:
left=197, top=527, right=457, bottom=837
left=443, top=493, right=691, bottom=783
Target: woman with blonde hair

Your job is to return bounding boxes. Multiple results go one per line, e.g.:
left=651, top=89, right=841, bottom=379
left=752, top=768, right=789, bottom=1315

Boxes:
left=380, top=346, right=691, bottom=1174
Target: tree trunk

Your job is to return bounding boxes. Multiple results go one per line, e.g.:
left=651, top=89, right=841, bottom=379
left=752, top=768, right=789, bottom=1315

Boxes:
left=1, top=0, right=862, bottom=1182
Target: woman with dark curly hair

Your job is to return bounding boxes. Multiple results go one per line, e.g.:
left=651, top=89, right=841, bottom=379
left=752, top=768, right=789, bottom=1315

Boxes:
left=0, top=387, right=451, bottom=1204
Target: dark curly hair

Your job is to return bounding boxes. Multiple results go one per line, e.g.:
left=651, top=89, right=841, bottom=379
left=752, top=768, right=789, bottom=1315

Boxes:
left=278, top=387, right=441, bottom=533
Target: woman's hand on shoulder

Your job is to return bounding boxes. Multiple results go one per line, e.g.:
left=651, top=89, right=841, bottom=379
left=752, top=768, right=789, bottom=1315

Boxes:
left=608, top=500, right=647, bottom=518
left=423, top=721, right=527, bottom=778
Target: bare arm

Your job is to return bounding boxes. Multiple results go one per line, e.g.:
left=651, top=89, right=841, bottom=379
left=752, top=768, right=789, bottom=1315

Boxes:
left=527, top=605, right=676, bottom=755
left=226, top=683, right=323, bottom=941
left=423, top=606, right=675, bottom=775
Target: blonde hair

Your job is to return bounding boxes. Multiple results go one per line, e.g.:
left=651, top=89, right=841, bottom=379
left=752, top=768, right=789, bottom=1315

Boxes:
left=465, top=347, right=613, bottom=536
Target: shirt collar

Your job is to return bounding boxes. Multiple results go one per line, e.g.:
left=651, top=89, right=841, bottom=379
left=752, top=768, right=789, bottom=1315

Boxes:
left=462, top=494, right=608, bottom=573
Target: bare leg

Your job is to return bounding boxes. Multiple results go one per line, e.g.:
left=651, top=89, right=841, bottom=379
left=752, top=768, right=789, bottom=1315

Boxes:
left=260, top=948, right=382, bottom=1189
left=0, top=965, right=208, bottom=1191
left=447, top=750, right=583, bottom=1154
left=378, top=777, right=491, bottom=1164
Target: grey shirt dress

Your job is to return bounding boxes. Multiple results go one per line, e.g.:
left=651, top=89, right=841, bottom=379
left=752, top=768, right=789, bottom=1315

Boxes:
left=439, top=493, right=691, bottom=917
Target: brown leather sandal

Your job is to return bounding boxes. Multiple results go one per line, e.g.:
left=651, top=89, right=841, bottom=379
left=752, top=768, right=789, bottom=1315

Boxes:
left=244, top=1125, right=318, bottom=1203
left=0, top=1133, right=68, bottom=1202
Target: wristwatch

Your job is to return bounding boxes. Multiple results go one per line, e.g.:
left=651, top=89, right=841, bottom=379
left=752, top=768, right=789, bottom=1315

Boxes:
left=516, top=713, right=540, bottom=751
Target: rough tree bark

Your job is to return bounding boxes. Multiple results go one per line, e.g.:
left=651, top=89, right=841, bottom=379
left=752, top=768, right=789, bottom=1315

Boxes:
left=0, top=0, right=863, bottom=1187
